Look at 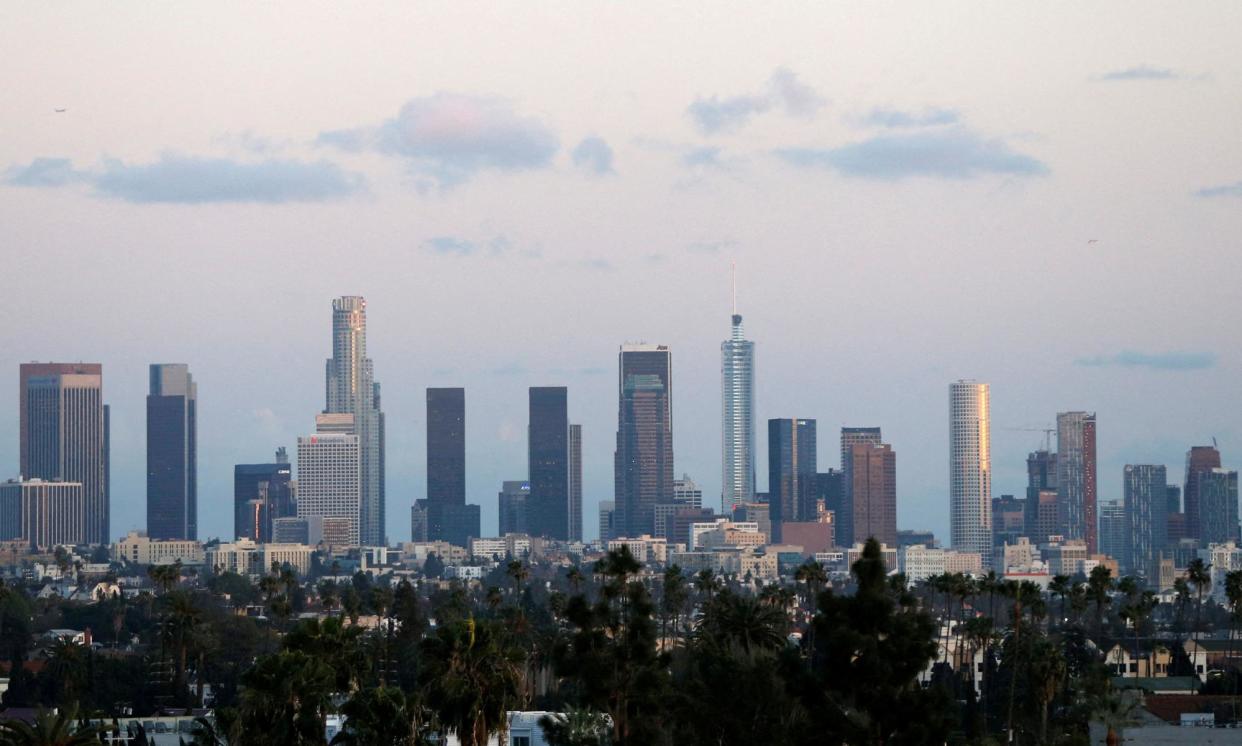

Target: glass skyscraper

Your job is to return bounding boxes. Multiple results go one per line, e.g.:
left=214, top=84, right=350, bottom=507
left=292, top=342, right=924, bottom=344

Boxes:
left=1057, top=411, right=1097, bottom=553
left=1122, top=464, right=1167, bottom=581
left=615, top=344, right=673, bottom=539
left=529, top=386, right=569, bottom=540
left=325, top=296, right=385, bottom=546
left=147, top=364, right=197, bottom=540
left=721, top=312, right=755, bottom=513
left=949, top=380, right=992, bottom=562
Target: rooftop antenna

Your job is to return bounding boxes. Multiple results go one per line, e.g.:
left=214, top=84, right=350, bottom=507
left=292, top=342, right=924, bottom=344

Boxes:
left=731, top=260, right=737, bottom=316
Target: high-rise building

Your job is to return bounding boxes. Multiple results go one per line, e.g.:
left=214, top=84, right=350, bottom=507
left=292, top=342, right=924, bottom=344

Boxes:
left=850, top=441, right=898, bottom=548
left=1123, top=465, right=1168, bottom=580
left=721, top=308, right=755, bottom=513
left=423, top=387, right=478, bottom=547
left=815, top=470, right=845, bottom=519
left=1098, top=500, right=1127, bottom=568
left=1166, top=484, right=1187, bottom=543
left=569, top=424, right=583, bottom=542
left=147, top=364, right=197, bottom=540
left=839, top=427, right=882, bottom=548
left=19, top=363, right=108, bottom=544
left=768, top=418, right=817, bottom=541
left=598, top=500, right=616, bottom=542
left=1024, top=450, right=1058, bottom=543
left=529, top=387, right=569, bottom=540
left=297, top=414, right=361, bottom=546
left=1056, top=412, right=1098, bottom=553
left=949, top=381, right=992, bottom=562
left=1198, top=468, right=1239, bottom=545
left=615, top=344, right=673, bottom=538
left=0, top=479, right=86, bottom=550
left=498, top=481, right=530, bottom=535
left=234, top=457, right=294, bottom=542
left=656, top=474, right=705, bottom=540
left=324, top=296, right=385, bottom=546
left=992, top=494, right=1026, bottom=554
left=1185, top=446, right=1223, bottom=541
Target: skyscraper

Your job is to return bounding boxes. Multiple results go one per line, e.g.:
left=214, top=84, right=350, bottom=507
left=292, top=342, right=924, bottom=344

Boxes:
left=498, top=481, right=530, bottom=535
left=569, top=423, right=583, bottom=542
left=424, top=388, right=479, bottom=547
left=850, top=441, right=897, bottom=548
left=1024, top=450, right=1058, bottom=544
left=529, top=387, right=569, bottom=540
left=615, top=344, right=673, bottom=539
left=324, top=296, right=385, bottom=546
left=234, top=458, right=294, bottom=542
left=1185, top=446, right=1223, bottom=541
left=19, top=363, right=108, bottom=544
left=297, top=414, right=361, bottom=546
left=147, top=364, right=197, bottom=540
left=1056, top=412, right=1098, bottom=553
left=1098, top=500, right=1127, bottom=568
left=0, top=479, right=86, bottom=551
left=767, top=418, right=817, bottom=541
left=839, top=427, right=882, bottom=548
left=1197, top=468, right=1239, bottom=545
left=721, top=306, right=755, bottom=513
left=949, top=381, right=992, bottom=562
left=1123, top=464, right=1167, bottom=581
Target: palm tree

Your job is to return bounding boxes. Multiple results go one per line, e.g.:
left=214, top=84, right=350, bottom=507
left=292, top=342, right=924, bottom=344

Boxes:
left=1188, top=558, right=1212, bottom=643
left=148, top=562, right=181, bottom=595
left=506, top=559, right=529, bottom=597
left=1028, top=638, right=1068, bottom=743
left=696, top=592, right=787, bottom=658
left=239, top=650, right=335, bottom=745
left=1048, top=574, right=1071, bottom=629
left=419, top=619, right=524, bottom=746
left=0, top=706, right=102, bottom=745
left=793, top=560, right=827, bottom=610
left=1173, top=577, right=1192, bottom=633
left=566, top=566, right=585, bottom=596
left=162, top=591, right=203, bottom=700
left=1087, top=565, right=1114, bottom=639
left=537, top=708, right=611, bottom=746
left=331, top=686, right=423, bottom=745
left=693, top=569, right=720, bottom=604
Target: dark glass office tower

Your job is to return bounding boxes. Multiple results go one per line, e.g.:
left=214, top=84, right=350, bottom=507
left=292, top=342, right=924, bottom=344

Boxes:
left=1198, top=468, right=1239, bottom=545
left=768, top=418, right=817, bottom=541
left=147, top=364, right=197, bottom=540
left=498, top=481, right=530, bottom=535
left=838, top=427, right=882, bottom=547
left=426, top=388, right=475, bottom=544
left=19, top=363, right=109, bottom=544
left=1185, top=446, right=1223, bottom=541
left=1123, top=464, right=1167, bottom=581
left=234, top=458, right=294, bottom=542
left=815, top=470, right=844, bottom=519
left=615, top=344, right=674, bottom=538
left=1024, top=450, right=1058, bottom=544
left=528, top=387, right=569, bottom=539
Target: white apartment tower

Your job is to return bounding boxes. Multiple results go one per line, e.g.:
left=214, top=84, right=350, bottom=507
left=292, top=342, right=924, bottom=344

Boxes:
left=949, top=380, right=992, bottom=563
left=325, top=296, right=385, bottom=546
left=721, top=278, right=755, bottom=513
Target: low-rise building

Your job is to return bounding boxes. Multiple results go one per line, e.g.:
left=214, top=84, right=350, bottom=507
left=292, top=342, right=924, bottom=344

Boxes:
left=113, top=530, right=205, bottom=567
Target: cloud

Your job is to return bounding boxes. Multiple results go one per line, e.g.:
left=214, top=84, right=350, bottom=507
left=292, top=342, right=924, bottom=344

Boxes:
left=1195, top=181, right=1242, bottom=198
left=579, top=258, right=613, bottom=271
left=686, top=239, right=737, bottom=254
left=1098, top=66, right=1180, bottom=81
left=319, top=93, right=559, bottom=187
left=776, top=128, right=1046, bottom=180
left=689, top=67, right=825, bottom=134
left=421, top=234, right=532, bottom=259
left=571, top=136, right=615, bottom=175
left=6, top=153, right=363, bottom=203
left=424, top=236, right=477, bottom=256
left=1075, top=350, right=1217, bottom=371
left=682, top=146, right=724, bottom=168
left=858, top=107, right=959, bottom=128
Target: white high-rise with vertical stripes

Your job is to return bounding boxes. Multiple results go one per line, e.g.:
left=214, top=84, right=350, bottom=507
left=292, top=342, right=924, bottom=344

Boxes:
left=721, top=313, right=755, bottom=513
left=949, top=380, right=992, bottom=564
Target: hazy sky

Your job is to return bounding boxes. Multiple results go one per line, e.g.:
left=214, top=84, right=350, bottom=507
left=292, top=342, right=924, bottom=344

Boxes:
left=2, top=3, right=1241, bottom=545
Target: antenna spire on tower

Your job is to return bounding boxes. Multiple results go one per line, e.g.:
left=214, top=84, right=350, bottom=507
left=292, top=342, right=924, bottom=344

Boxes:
left=731, top=260, right=737, bottom=316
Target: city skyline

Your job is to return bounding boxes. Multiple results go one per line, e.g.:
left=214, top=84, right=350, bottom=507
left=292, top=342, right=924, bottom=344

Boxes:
left=2, top=4, right=1240, bottom=544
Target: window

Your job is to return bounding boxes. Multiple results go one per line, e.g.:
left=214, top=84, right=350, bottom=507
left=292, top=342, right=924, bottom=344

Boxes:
left=511, top=737, right=531, bottom=746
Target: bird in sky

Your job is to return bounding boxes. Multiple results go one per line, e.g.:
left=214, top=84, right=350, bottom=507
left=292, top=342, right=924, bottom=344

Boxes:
left=1087, top=239, right=1099, bottom=244
left=54, top=108, right=66, bottom=113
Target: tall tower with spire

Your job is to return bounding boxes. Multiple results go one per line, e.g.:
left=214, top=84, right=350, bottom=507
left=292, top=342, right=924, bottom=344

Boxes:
left=325, top=296, right=386, bottom=546
left=721, top=263, right=755, bottom=512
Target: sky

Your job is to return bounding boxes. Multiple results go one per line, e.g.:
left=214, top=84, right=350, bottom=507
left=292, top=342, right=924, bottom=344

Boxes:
left=2, top=3, right=1241, bottom=545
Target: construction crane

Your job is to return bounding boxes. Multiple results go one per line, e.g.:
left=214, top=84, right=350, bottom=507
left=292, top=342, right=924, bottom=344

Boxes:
left=1001, top=425, right=1055, bottom=452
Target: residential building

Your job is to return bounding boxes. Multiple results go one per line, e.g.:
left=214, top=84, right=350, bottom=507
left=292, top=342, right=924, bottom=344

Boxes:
left=1198, top=468, right=1239, bottom=544
left=1185, top=446, right=1223, bottom=541
left=1056, top=412, right=1098, bottom=553
left=324, top=296, right=385, bottom=546
left=529, top=387, right=569, bottom=539
left=18, top=363, right=108, bottom=544
left=839, top=427, right=882, bottom=548
left=949, top=380, right=992, bottom=563
left=1123, top=465, right=1168, bottom=581
left=1098, top=499, right=1127, bottom=568
left=297, top=414, right=361, bottom=546
left=721, top=305, right=755, bottom=512
left=614, top=344, right=673, bottom=539
left=0, top=479, right=86, bottom=550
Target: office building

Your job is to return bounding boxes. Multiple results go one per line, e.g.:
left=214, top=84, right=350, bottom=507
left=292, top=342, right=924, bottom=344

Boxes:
left=655, top=474, right=705, bottom=540
left=1198, top=468, right=1239, bottom=545
left=839, top=427, right=882, bottom=548
left=426, top=388, right=477, bottom=544
left=949, top=380, right=992, bottom=562
left=1166, top=485, right=1187, bottom=543
left=1024, top=450, right=1058, bottom=544
left=19, top=363, right=108, bottom=544
left=234, top=457, right=294, bottom=542
left=272, top=516, right=325, bottom=546
left=721, top=306, right=755, bottom=513
left=498, top=481, right=530, bottom=536
left=1185, top=446, right=1223, bottom=541
left=0, top=479, right=86, bottom=550
left=768, top=418, right=817, bottom=540
left=815, top=470, right=845, bottom=519
left=1098, top=499, right=1127, bottom=567
left=598, top=500, right=616, bottom=542
left=1057, top=412, right=1098, bottom=553
left=569, top=423, right=583, bottom=542
left=1122, top=465, right=1168, bottom=580
left=529, top=386, right=569, bottom=540
left=297, top=414, right=361, bottom=546
left=614, top=344, right=674, bottom=538
left=324, top=296, right=385, bottom=546
left=147, top=364, right=197, bottom=540
left=850, top=441, right=898, bottom=548
left=992, top=494, right=1025, bottom=555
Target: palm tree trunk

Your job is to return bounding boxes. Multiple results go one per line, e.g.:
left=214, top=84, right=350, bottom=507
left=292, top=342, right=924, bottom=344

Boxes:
left=1006, top=605, right=1021, bottom=741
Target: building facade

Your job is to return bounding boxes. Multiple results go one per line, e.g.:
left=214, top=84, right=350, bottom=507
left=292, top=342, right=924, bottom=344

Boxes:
left=1198, top=468, right=1239, bottom=545
left=569, top=423, right=583, bottom=542
left=0, top=479, right=86, bottom=550
left=767, top=418, right=817, bottom=541
left=1185, top=446, right=1223, bottom=541
left=426, top=388, right=478, bottom=545
left=949, top=381, right=992, bottom=562
left=1057, top=412, right=1098, bottom=553
left=1123, top=465, right=1168, bottom=581
left=296, top=415, right=361, bottom=546
left=850, top=442, right=898, bottom=548
left=529, top=386, right=569, bottom=540
left=1098, top=498, right=1127, bottom=569
left=324, top=296, right=385, bottom=546
left=615, top=344, right=674, bottom=538
left=839, top=427, right=882, bottom=548
left=1024, top=450, right=1058, bottom=544
left=147, top=364, right=197, bottom=540
left=233, top=458, right=294, bottom=542
left=19, top=363, right=108, bottom=544
left=721, top=311, right=755, bottom=513
left=498, top=481, right=530, bottom=536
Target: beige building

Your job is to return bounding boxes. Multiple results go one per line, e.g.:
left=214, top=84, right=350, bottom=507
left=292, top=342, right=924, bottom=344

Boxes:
left=113, top=530, right=204, bottom=566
